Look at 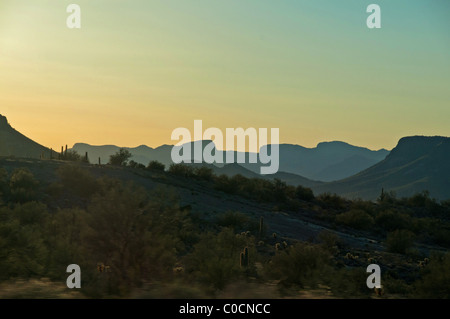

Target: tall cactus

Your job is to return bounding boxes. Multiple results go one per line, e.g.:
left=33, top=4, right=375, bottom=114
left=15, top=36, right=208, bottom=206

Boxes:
left=240, top=246, right=249, bottom=268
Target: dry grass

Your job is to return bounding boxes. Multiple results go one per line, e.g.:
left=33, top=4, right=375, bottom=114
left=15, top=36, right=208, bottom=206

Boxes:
left=0, top=278, right=83, bottom=299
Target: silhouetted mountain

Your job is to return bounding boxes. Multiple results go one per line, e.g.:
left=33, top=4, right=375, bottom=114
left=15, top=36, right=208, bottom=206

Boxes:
left=72, top=143, right=174, bottom=165
left=312, top=136, right=450, bottom=200
left=73, top=140, right=321, bottom=188
left=72, top=140, right=389, bottom=182
left=0, top=115, right=56, bottom=159
left=245, top=142, right=389, bottom=181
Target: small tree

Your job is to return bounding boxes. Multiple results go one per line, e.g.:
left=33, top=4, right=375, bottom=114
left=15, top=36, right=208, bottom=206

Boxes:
left=108, top=148, right=132, bottom=166
left=147, top=160, right=165, bottom=171
left=9, top=168, right=39, bottom=203
left=386, top=230, right=415, bottom=254
left=194, top=166, right=214, bottom=181
left=296, top=185, right=315, bottom=201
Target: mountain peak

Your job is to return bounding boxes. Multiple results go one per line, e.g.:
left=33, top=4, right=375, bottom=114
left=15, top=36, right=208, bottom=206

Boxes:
left=388, top=135, right=449, bottom=163
left=316, top=141, right=353, bottom=149
left=0, top=114, right=11, bottom=129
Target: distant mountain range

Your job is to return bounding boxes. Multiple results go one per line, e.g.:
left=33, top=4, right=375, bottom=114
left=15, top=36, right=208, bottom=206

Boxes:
left=71, top=140, right=389, bottom=182
left=312, top=136, right=450, bottom=200
left=241, top=142, right=389, bottom=181
left=1, top=114, right=448, bottom=200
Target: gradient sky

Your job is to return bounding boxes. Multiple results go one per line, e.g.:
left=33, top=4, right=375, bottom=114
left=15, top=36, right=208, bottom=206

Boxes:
left=0, top=0, right=449, bottom=151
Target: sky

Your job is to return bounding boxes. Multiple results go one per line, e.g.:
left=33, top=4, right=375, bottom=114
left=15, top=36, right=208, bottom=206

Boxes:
left=0, top=0, right=449, bottom=151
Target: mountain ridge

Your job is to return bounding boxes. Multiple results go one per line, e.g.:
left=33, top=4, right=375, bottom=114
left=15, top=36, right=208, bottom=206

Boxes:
left=0, top=114, right=56, bottom=159
left=72, top=139, right=390, bottom=182
left=312, top=136, right=450, bottom=200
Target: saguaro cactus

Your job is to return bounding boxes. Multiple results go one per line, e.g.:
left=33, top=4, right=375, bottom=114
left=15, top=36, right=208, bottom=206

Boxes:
left=240, top=246, right=249, bottom=268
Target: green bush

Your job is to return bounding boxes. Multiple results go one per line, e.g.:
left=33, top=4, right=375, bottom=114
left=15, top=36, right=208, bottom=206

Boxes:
left=386, top=230, right=415, bottom=254
left=336, top=209, right=374, bottom=230
left=317, top=230, right=341, bottom=255
left=415, top=252, right=450, bottom=298
left=216, top=211, right=250, bottom=231
left=317, top=193, right=347, bottom=210
left=56, top=165, right=99, bottom=199
left=375, top=209, right=411, bottom=232
left=82, top=183, right=180, bottom=296
left=0, top=168, right=8, bottom=199
left=9, top=168, right=39, bottom=203
left=406, top=191, right=437, bottom=208
left=296, top=185, right=315, bottom=201
left=61, top=149, right=86, bottom=162
left=0, top=220, right=48, bottom=280
left=168, top=163, right=195, bottom=177
left=194, top=166, right=214, bottom=181
left=13, top=202, right=49, bottom=226
left=185, top=229, right=250, bottom=291
left=266, top=242, right=332, bottom=289
left=147, top=160, right=165, bottom=171
left=128, top=160, right=145, bottom=169
left=108, top=148, right=132, bottom=166
left=330, top=267, right=374, bottom=298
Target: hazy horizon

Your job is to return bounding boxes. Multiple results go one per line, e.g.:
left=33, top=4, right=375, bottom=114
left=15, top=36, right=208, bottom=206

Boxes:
left=1, top=0, right=449, bottom=151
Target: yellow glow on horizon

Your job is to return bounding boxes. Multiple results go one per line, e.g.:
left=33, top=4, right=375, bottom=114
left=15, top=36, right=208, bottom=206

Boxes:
left=0, top=1, right=449, bottom=152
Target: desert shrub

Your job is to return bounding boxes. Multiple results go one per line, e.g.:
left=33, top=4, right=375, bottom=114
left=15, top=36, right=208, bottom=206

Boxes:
left=43, top=208, right=86, bottom=280
left=9, top=168, right=39, bottom=203
left=377, top=189, right=397, bottom=205
left=216, top=211, right=250, bottom=231
left=415, top=252, right=450, bottom=298
left=61, top=150, right=85, bottom=162
left=266, top=242, right=332, bottom=289
left=382, top=274, right=412, bottom=297
left=317, top=230, right=341, bottom=255
left=386, top=230, right=415, bottom=254
left=108, top=148, right=132, bottom=166
left=440, top=199, right=450, bottom=209
left=13, top=201, right=49, bottom=227
left=406, top=191, right=437, bottom=208
left=0, top=168, right=8, bottom=198
left=194, top=166, right=214, bottom=181
left=330, top=267, right=374, bottom=298
left=431, top=226, right=450, bottom=248
left=81, top=183, right=181, bottom=296
left=317, top=193, right=347, bottom=210
left=272, top=178, right=288, bottom=202
left=168, top=163, right=195, bottom=177
left=336, top=209, right=374, bottom=230
left=214, top=174, right=233, bottom=193
left=350, top=199, right=375, bottom=215
left=375, top=209, right=412, bottom=232
left=56, top=165, right=99, bottom=199
left=128, top=160, right=145, bottom=169
left=185, top=228, right=250, bottom=291
left=296, top=185, right=315, bottom=201
left=0, top=220, right=48, bottom=280
left=147, top=160, right=165, bottom=171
